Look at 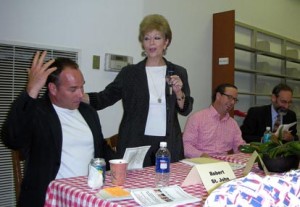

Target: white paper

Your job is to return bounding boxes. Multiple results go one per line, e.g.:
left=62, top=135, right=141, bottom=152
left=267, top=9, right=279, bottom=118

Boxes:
left=182, top=162, right=236, bottom=194
left=274, top=122, right=297, bottom=137
left=180, top=158, right=245, bottom=171
left=243, top=151, right=270, bottom=176
left=123, top=146, right=151, bottom=170
left=130, top=185, right=200, bottom=207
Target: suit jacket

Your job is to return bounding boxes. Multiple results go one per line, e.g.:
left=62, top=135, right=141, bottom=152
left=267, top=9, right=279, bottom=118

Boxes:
left=88, top=58, right=194, bottom=162
left=240, top=104, right=298, bottom=143
left=1, top=92, right=114, bottom=207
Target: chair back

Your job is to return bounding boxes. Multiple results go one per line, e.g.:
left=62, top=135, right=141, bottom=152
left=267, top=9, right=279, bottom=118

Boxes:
left=106, top=134, right=118, bottom=152
left=11, top=150, right=24, bottom=201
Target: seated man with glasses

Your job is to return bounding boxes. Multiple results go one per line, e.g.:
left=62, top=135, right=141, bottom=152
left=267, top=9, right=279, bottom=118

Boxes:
left=183, top=83, right=246, bottom=158
left=241, top=83, right=298, bottom=143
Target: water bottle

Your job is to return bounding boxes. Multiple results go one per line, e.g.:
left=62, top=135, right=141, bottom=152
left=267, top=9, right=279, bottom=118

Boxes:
left=155, top=142, right=171, bottom=187
left=262, top=126, right=271, bottom=143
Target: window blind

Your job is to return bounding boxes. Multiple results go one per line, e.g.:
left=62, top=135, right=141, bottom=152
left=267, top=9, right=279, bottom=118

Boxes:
left=0, top=42, right=78, bottom=206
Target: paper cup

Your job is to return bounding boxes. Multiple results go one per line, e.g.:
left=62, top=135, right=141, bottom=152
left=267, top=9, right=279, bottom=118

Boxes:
left=109, top=159, right=128, bottom=185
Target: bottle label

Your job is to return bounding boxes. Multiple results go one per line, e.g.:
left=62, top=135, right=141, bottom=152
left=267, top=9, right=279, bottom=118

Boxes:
left=155, top=157, right=170, bottom=173
left=263, top=133, right=271, bottom=143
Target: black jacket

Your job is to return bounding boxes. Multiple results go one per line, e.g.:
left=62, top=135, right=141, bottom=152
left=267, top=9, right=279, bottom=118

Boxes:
left=240, top=104, right=298, bottom=143
left=1, top=92, right=114, bottom=207
left=88, top=58, right=193, bottom=162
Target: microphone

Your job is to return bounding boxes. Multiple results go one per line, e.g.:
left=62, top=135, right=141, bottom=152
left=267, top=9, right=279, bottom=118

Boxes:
left=166, top=69, right=174, bottom=95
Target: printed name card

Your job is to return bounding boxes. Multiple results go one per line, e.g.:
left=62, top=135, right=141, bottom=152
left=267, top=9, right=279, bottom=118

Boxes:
left=182, top=162, right=236, bottom=194
left=243, top=151, right=270, bottom=176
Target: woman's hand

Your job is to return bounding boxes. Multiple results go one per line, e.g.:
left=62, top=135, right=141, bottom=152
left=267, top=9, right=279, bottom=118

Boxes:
left=169, top=75, right=183, bottom=94
left=82, top=93, right=90, bottom=104
left=168, top=75, right=185, bottom=109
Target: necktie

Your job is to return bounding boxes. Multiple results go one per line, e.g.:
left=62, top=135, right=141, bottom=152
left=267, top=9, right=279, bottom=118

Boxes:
left=273, top=114, right=281, bottom=133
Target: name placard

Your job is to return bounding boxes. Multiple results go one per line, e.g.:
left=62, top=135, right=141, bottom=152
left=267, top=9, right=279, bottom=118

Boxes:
left=182, top=162, right=236, bottom=193
left=243, top=151, right=270, bottom=176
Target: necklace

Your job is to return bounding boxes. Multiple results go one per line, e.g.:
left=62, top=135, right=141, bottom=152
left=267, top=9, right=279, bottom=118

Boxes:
left=147, top=68, right=165, bottom=103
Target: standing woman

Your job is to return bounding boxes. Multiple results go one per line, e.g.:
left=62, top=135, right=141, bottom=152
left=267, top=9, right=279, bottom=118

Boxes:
left=84, top=14, right=193, bottom=166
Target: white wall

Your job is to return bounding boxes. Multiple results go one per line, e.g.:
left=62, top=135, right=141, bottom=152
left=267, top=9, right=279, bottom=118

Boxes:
left=1, top=0, right=299, bottom=137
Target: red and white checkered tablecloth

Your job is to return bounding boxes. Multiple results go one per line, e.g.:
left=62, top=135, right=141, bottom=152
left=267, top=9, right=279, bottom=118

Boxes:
left=45, top=153, right=263, bottom=207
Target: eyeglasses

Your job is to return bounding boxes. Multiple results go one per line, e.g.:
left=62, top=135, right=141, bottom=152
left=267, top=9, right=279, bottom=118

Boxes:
left=220, top=92, right=239, bottom=103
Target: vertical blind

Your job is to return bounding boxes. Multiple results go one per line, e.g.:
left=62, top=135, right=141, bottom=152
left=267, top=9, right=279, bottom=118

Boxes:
left=0, top=43, right=78, bottom=206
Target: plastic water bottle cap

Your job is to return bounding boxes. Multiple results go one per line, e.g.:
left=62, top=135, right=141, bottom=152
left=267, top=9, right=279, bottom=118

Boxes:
left=266, top=126, right=271, bottom=131
left=160, top=142, right=167, bottom=148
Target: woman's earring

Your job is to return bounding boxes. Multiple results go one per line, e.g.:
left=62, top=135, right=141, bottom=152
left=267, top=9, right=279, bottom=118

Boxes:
left=141, top=51, right=147, bottom=57
left=163, top=48, right=167, bottom=56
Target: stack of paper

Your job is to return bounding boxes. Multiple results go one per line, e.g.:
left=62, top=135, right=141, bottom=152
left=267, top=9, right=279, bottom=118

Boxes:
left=96, top=186, right=132, bottom=201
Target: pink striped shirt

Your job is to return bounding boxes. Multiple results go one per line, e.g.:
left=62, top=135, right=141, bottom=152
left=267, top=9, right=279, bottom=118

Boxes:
left=183, top=105, right=246, bottom=158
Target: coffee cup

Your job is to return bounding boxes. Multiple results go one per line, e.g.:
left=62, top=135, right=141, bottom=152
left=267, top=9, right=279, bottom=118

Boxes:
left=109, top=159, right=128, bottom=185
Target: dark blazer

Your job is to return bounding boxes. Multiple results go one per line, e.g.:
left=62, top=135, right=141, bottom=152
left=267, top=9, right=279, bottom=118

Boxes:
left=88, top=58, right=194, bottom=163
left=1, top=92, right=114, bottom=207
left=240, top=104, right=298, bottom=143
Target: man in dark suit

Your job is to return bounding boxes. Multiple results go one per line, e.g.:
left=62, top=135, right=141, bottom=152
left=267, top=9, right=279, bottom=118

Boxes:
left=241, top=83, right=298, bottom=143
left=2, top=51, right=115, bottom=207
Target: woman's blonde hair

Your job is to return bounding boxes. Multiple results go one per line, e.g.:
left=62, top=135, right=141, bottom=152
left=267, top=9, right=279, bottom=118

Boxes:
left=139, top=14, right=172, bottom=48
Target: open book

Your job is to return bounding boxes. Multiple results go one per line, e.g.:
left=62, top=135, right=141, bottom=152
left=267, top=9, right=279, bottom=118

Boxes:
left=274, top=122, right=297, bottom=137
